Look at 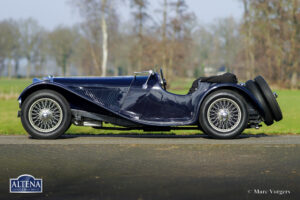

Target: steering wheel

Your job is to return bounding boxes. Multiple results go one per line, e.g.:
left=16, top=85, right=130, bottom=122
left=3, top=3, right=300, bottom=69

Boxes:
left=160, top=68, right=167, bottom=90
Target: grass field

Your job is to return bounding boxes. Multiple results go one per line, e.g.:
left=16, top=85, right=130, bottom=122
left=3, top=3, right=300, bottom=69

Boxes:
left=0, top=78, right=32, bottom=98
left=0, top=78, right=299, bottom=135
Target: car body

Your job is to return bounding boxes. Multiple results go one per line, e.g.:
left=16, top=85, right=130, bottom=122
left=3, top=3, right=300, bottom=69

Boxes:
left=18, top=69, right=282, bottom=139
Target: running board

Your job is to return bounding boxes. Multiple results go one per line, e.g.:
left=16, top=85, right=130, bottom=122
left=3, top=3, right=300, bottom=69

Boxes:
left=71, top=109, right=139, bottom=127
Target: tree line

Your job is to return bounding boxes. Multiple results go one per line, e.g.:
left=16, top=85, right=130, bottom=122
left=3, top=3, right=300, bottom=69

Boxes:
left=0, top=0, right=299, bottom=88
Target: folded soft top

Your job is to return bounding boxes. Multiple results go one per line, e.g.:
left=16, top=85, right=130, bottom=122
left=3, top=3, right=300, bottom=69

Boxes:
left=188, top=73, right=238, bottom=94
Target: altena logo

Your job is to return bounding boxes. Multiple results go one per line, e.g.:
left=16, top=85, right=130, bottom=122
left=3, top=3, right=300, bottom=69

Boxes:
left=10, top=174, right=43, bottom=193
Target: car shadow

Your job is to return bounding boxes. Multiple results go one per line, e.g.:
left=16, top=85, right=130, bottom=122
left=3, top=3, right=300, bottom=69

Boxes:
left=55, top=133, right=270, bottom=140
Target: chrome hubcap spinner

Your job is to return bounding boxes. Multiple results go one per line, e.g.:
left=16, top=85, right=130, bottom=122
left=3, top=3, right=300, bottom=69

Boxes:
left=207, top=98, right=242, bottom=133
left=28, top=98, right=63, bottom=133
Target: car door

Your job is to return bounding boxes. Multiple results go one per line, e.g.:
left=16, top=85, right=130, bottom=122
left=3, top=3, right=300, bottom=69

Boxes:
left=120, top=74, right=194, bottom=124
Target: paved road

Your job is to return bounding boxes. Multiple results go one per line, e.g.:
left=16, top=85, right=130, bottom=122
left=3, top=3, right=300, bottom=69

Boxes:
left=1, top=134, right=300, bottom=144
left=0, top=135, right=299, bottom=200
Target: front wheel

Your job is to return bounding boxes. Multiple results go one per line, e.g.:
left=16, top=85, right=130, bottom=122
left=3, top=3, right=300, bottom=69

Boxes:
left=199, top=90, right=248, bottom=139
left=21, top=90, right=72, bottom=139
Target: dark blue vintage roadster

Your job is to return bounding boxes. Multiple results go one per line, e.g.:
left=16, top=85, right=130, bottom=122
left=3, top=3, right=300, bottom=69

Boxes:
left=18, top=69, right=282, bottom=139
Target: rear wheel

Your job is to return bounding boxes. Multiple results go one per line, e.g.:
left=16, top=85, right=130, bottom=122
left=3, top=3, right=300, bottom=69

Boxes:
left=199, top=90, right=248, bottom=139
left=21, top=90, right=72, bottom=139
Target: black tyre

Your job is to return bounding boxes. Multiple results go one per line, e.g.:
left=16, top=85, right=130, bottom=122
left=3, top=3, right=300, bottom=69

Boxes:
left=21, top=90, right=72, bottom=139
left=254, top=76, right=282, bottom=121
left=199, top=90, right=248, bottom=139
left=245, top=80, right=273, bottom=126
left=198, top=124, right=205, bottom=133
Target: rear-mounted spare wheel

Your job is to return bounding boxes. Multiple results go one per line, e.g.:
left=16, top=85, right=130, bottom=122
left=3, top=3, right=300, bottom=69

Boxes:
left=245, top=80, right=273, bottom=126
left=254, top=76, right=283, bottom=121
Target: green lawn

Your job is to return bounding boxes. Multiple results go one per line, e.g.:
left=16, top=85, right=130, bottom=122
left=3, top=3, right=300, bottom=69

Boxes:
left=0, top=78, right=32, bottom=96
left=0, top=78, right=299, bottom=135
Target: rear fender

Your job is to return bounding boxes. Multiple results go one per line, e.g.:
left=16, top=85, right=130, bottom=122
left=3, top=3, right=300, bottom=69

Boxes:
left=196, top=83, right=264, bottom=119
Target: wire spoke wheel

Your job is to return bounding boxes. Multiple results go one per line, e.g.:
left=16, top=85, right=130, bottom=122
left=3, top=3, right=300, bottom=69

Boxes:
left=28, top=98, right=63, bottom=133
left=207, top=98, right=242, bottom=133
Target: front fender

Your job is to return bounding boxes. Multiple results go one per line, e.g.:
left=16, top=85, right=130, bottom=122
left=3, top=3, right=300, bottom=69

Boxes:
left=18, top=81, right=107, bottom=111
left=19, top=81, right=75, bottom=104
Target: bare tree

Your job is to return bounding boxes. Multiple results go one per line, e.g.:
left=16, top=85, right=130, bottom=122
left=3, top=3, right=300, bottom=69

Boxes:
left=240, top=0, right=300, bottom=87
left=101, top=0, right=108, bottom=76
left=161, top=0, right=168, bottom=76
left=48, top=26, right=78, bottom=76
left=34, top=32, right=48, bottom=75
left=192, top=26, right=215, bottom=76
left=73, top=0, right=111, bottom=76
left=213, top=17, right=240, bottom=73
left=0, top=20, right=20, bottom=78
left=131, top=0, right=149, bottom=71
left=168, top=0, right=185, bottom=77
left=290, top=0, right=299, bottom=88
left=169, top=0, right=196, bottom=77
left=241, top=0, right=255, bottom=80
left=19, top=18, right=43, bottom=78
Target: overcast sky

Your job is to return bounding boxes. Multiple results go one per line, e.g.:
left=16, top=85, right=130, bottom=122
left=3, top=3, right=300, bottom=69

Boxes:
left=0, top=0, right=243, bottom=30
